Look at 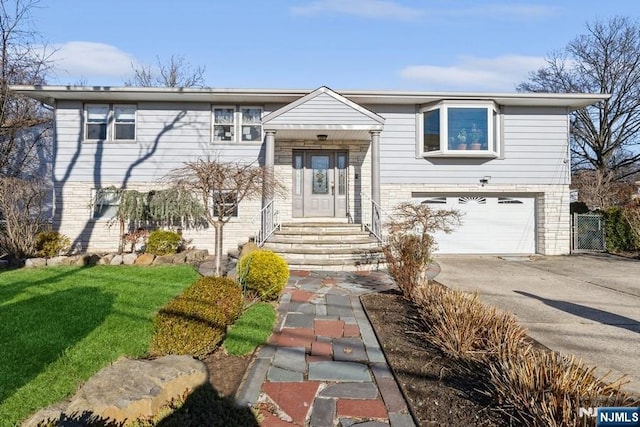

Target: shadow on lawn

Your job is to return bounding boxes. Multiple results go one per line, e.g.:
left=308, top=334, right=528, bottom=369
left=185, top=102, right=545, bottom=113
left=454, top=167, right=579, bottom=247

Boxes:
left=0, top=265, right=96, bottom=303
left=0, top=285, right=114, bottom=405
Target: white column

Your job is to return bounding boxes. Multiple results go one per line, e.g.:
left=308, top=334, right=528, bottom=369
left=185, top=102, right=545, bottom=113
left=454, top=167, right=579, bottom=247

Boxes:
left=263, top=130, right=276, bottom=207
left=370, top=130, right=381, bottom=207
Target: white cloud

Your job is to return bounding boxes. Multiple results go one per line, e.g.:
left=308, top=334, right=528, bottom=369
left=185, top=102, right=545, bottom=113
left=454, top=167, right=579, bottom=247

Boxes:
left=290, top=0, right=422, bottom=20
left=399, top=55, right=547, bottom=92
left=49, top=41, right=137, bottom=85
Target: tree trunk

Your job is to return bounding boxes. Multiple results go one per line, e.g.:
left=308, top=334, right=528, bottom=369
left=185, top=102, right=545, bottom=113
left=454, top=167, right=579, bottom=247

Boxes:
left=214, top=221, right=224, bottom=276
left=118, top=219, right=125, bottom=254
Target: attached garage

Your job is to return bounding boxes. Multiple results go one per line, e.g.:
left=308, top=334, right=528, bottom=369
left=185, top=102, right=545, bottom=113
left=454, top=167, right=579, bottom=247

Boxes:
left=415, top=195, right=536, bottom=254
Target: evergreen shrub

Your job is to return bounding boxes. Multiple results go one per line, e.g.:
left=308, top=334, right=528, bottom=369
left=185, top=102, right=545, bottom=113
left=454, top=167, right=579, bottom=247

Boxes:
left=146, top=229, right=182, bottom=256
left=151, top=276, right=243, bottom=358
left=237, top=249, right=289, bottom=301
left=35, top=231, right=71, bottom=258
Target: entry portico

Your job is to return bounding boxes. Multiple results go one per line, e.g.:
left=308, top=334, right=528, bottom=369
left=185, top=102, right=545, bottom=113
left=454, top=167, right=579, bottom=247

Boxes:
left=261, top=87, right=385, bottom=229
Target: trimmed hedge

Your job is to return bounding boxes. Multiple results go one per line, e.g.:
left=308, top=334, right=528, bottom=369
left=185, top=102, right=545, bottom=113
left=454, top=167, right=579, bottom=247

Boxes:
left=146, top=229, right=182, bottom=256
left=237, top=249, right=289, bottom=301
left=151, top=276, right=243, bottom=359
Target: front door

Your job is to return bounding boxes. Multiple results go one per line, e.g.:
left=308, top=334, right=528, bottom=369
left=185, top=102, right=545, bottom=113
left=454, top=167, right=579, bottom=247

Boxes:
left=293, top=150, right=348, bottom=217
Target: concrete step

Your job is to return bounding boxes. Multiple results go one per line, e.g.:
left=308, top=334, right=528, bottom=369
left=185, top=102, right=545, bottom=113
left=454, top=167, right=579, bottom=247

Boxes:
left=264, top=222, right=385, bottom=271
left=279, top=223, right=365, bottom=234
left=264, top=237, right=381, bottom=250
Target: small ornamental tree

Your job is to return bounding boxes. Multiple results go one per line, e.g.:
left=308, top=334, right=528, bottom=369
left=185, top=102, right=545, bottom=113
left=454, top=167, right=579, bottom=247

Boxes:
left=383, top=202, right=462, bottom=298
left=164, top=158, right=283, bottom=276
left=95, top=186, right=205, bottom=253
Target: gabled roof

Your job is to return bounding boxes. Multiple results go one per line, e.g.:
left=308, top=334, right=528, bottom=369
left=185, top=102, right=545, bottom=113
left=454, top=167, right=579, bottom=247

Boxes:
left=262, top=86, right=385, bottom=127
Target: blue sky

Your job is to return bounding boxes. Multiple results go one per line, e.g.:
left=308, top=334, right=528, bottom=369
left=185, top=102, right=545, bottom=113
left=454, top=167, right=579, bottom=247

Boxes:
left=31, top=0, right=640, bottom=92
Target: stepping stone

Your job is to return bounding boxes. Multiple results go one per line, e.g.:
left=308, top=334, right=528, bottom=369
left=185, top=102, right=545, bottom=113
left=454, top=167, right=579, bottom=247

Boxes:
left=389, top=413, right=416, bottom=427
left=308, top=361, right=371, bottom=382
left=289, top=302, right=315, bottom=314
left=327, top=294, right=354, bottom=317
left=333, top=338, right=368, bottom=363
left=319, top=382, right=379, bottom=399
left=284, top=313, right=314, bottom=329
left=337, top=398, right=388, bottom=419
left=315, top=319, right=345, bottom=338
left=262, top=381, right=321, bottom=424
left=273, top=347, right=306, bottom=373
left=309, top=397, right=336, bottom=427
left=267, top=366, right=304, bottom=382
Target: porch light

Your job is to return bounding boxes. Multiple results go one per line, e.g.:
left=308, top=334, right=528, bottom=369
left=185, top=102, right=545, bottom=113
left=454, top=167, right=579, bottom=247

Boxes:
left=317, top=134, right=328, bottom=141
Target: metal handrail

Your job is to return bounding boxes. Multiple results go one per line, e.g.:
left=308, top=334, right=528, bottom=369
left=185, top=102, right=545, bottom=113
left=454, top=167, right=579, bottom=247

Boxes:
left=253, top=199, right=280, bottom=246
left=360, top=192, right=388, bottom=243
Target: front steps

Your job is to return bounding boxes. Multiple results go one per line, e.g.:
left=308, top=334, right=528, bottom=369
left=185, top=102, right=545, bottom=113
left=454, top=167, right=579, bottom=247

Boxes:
left=262, top=222, right=385, bottom=271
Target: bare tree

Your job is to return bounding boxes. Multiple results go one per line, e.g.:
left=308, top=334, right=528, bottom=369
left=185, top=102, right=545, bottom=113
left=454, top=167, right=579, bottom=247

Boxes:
left=518, top=17, right=640, bottom=200
left=165, top=158, right=283, bottom=276
left=125, top=54, right=206, bottom=88
left=383, top=202, right=462, bottom=298
left=0, top=176, right=47, bottom=259
left=0, top=0, right=53, bottom=178
left=572, top=169, right=636, bottom=209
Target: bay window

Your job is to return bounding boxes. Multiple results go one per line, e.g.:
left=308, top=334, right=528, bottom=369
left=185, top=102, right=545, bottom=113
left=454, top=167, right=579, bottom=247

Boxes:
left=419, top=101, right=499, bottom=157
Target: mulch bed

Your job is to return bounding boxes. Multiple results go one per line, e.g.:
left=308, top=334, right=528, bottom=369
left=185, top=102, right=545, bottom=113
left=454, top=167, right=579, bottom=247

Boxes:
left=361, top=289, right=508, bottom=426
left=203, top=348, right=251, bottom=398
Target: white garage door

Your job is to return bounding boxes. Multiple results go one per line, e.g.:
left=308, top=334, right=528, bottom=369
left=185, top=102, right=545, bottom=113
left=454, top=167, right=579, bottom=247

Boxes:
left=417, top=195, right=536, bottom=254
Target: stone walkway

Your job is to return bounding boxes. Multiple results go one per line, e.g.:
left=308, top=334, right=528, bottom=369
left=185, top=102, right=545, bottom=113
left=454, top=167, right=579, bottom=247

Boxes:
left=236, top=270, right=416, bottom=427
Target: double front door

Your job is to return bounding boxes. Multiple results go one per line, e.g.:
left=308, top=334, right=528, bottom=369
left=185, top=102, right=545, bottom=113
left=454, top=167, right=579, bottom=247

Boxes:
left=292, top=150, right=348, bottom=218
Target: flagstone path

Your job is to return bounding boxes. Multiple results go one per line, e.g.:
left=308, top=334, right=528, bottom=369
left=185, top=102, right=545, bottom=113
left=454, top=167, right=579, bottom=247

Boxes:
left=236, top=270, right=416, bottom=427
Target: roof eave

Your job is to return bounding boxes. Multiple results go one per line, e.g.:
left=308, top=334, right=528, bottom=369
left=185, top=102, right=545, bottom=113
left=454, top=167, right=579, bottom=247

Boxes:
left=8, top=85, right=610, bottom=109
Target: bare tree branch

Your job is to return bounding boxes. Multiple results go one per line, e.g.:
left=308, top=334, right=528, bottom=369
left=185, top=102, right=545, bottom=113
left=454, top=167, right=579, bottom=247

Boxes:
left=124, top=54, right=206, bottom=88
left=164, top=157, right=284, bottom=276
left=518, top=16, right=640, bottom=200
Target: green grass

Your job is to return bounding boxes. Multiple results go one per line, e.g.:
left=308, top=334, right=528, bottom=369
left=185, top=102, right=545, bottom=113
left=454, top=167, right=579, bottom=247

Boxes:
left=0, top=264, right=199, bottom=427
left=223, top=302, right=276, bottom=356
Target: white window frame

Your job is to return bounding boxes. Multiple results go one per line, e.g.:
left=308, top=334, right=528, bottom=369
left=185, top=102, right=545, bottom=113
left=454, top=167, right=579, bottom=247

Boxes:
left=212, top=105, right=236, bottom=142
left=211, top=105, right=263, bottom=143
left=240, top=106, right=263, bottom=142
left=84, top=104, right=109, bottom=141
left=92, top=188, right=120, bottom=220
left=113, top=104, right=137, bottom=141
left=84, top=104, right=137, bottom=142
left=417, top=101, right=500, bottom=158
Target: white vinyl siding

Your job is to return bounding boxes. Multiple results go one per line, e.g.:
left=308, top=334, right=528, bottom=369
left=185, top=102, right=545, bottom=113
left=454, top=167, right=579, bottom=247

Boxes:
left=375, top=105, right=570, bottom=185
left=55, top=101, right=263, bottom=184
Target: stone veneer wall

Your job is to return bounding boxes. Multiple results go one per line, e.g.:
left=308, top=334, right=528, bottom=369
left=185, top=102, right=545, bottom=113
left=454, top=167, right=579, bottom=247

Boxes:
left=379, top=183, right=571, bottom=256
left=53, top=182, right=260, bottom=255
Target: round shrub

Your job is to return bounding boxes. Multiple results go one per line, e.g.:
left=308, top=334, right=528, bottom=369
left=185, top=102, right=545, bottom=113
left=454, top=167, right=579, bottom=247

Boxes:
left=146, top=229, right=182, bottom=256
left=35, top=231, right=71, bottom=258
left=237, top=249, right=289, bottom=301
left=151, top=276, right=243, bottom=359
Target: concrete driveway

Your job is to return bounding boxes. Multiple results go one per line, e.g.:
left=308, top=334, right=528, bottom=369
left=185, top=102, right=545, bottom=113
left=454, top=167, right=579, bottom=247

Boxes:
left=433, top=253, right=640, bottom=395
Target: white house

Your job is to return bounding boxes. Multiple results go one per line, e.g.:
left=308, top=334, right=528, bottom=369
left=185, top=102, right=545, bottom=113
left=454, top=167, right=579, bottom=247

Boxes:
left=10, top=85, right=607, bottom=269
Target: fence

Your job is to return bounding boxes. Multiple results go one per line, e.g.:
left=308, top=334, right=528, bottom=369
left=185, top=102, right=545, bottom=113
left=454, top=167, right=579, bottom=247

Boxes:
left=572, top=213, right=605, bottom=252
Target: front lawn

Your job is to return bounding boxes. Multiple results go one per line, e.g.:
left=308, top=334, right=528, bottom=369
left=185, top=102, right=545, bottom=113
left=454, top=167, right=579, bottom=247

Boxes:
left=0, top=264, right=199, bottom=426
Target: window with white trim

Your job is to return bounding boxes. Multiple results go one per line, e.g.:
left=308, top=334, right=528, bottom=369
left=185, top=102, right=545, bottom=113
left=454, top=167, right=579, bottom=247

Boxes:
left=84, top=104, right=137, bottom=141
left=86, top=105, right=109, bottom=140
left=114, top=105, right=136, bottom=140
left=212, top=106, right=263, bottom=143
left=92, top=188, right=120, bottom=219
left=212, top=191, right=238, bottom=217
left=419, top=101, right=499, bottom=157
